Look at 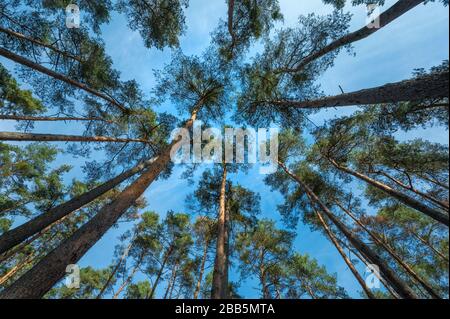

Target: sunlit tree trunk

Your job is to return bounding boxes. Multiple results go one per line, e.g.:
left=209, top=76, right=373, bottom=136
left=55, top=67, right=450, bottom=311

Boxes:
left=193, top=240, right=210, bottom=299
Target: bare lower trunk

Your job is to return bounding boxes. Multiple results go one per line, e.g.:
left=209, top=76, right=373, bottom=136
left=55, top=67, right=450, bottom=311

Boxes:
left=0, top=47, right=129, bottom=114
left=193, top=241, right=209, bottom=299
left=278, top=161, right=418, bottom=299
left=270, top=71, right=449, bottom=109
left=278, top=0, right=425, bottom=73
left=0, top=157, right=158, bottom=256
left=164, top=262, right=179, bottom=299
left=211, top=164, right=228, bottom=299
left=307, top=194, right=376, bottom=299
left=335, top=201, right=441, bottom=299
left=328, top=159, right=449, bottom=226
left=0, top=132, right=150, bottom=144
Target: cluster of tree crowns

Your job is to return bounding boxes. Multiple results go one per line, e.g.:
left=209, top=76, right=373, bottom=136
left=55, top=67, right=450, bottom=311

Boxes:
left=0, top=0, right=448, bottom=299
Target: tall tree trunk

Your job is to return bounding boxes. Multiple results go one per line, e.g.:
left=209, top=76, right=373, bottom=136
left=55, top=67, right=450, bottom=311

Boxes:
left=193, top=240, right=210, bottom=299
left=408, top=229, right=449, bottom=263
left=328, top=158, right=449, bottom=226
left=0, top=213, right=71, bottom=264
left=0, top=253, right=35, bottom=286
left=96, top=234, right=136, bottom=299
left=270, top=71, right=449, bottom=109
left=164, top=262, right=179, bottom=299
left=335, top=201, right=441, bottom=299
left=0, top=47, right=129, bottom=114
left=0, top=115, right=113, bottom=123
left=149, top=245, right=174, bottom=299
left=112, top=253, right=144, bottom=299
left=304, top=282, right=317, bottom=300
left=416, top=173, right=449, bottom=191
left=306, top=193, right=376, bottom=299
left=211, top=163, right=229, bottom=299
left=0, top=132, right=150, bottom=144
left=278, top=161, right=418, bottom=299
left=0, top=108, right=200, bottom=299
left=0, top=26, right=82, bottom=62
left=377, top=171, right=449, bottom=211
left=277, top=0, right=425, bottom=73
left=0, top=156, right=158, bottom=256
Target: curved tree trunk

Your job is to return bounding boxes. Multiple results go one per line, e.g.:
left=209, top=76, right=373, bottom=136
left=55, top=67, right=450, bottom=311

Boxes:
left=270, top=71, right=449, bottom=109
left=211, top=163, right=229, bottom=299
left=0, top=108, right=200, bottom=299
left=278, top=161, right=419, bottom=299
left=335, top=201, right=441, bottom=299
left=277, top=0, right=425, bottom=73
left=328, top=158, right=449, bottom=226
left=0, top=156, right=158, bottom=256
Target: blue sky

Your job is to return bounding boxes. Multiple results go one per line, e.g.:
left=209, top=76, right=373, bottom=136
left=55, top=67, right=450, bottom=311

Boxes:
left=1, top=0, right=449, bottom=298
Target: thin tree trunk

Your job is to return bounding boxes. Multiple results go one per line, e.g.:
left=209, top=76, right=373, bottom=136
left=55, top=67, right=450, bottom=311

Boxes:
left=0, top=253, right=35, bottom=285
left=377, top=171, right=449, bottom=211
left=149, top=245, right=174, bottom=299
left=164, top=262, right=179, bottom=299
left=0, top=115, right=113, bottom=123
left=0, top=26, right=82, bottom=62
left=227, top=0, right=236, bottom=49
left=335, top=201, right=441, bottom=299
left=408, top=229, right=449, bottom=263
left=0, top=107, right=200, bottom=299
left=0, top=132, right=150, bottom=144
left=193, top=240, right=209, bottom=299
left=277, top=0, right=425, bottom=73
left=0, top=156, right=159, bottom=256
left=112, top=254, right=143, bottom=299
left=416, top=174, right=449, bottom=191
left=328, top=158, right=449, bottom=226
left=0, top=47, right=129, bottom=114
left=306, top=193, right=376, bottom=299
left=211, top=163, right=228, bottom=299
left=304, top=282, right=317, bottom=300
left=270, top=71, right=449, bottom=109
left=96, top=234, right=136, bottom=299
left=278, top=161, right=418, bottom=299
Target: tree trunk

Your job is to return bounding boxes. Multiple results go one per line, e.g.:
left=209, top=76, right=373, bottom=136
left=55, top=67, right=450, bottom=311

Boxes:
left=270, top=71, right=449, bottom=109
left=335, top=201, right=441, bottom=299
left=408, top=229, right=449, bottom=264
left=96, top=235, right=136, bottom=299
left=211, top=163, right=229, bottom=299
left=112, top=253, right=144, bottom=299
left=149, top=245, right=174, bottom=299
left=0, top=156, right=158, bottom=256
left=0, top=253, right=35, bottom=286
left=0, top=47, right=129, bottom=114
left=377, top=171, right=449, bottom=211
left=278, top=161, right=418, bottom=299
left=164, top=262, right=179, bottom=299
left=306, top=193, right=376, bottom=299
left=328, top=158, right=449, bottom=226
left=0, top=132, right=150, bottom=144
left=0, top=26, right=82, bottom=62
left=0, top=115, right=113, bottom=123
left=193, top=240, right=209, bottom=299
left=277, top=0, right=425, bottom=73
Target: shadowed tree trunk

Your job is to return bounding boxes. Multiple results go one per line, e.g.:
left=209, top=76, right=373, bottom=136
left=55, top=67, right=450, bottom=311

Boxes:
left=408, top=229, right=449, bottom=263
left=149, top=244, right=174, bottom=299
left=335, top=201, right=441, bottom=299
left=0, top=132, right=151, bottom=144
left=0, top=156, right=158, bottom=256
left=164, top=261, right=179, bottom=299
left=276, top=0, right=425, bottom=73
left=112, top=252, right=144, bottom=299
left=0, top=47, right=129, bottom=114
left=278, top=161, right=419, bottom=299
left=0, top=107, right=200, bottom=299
left=327, top=158, right=449, bottom=226
left=211, top=163, right=229, bottom=299
left=306, top=193, right=376, bottom=299
left=270, top=71, right=449, bottom=109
